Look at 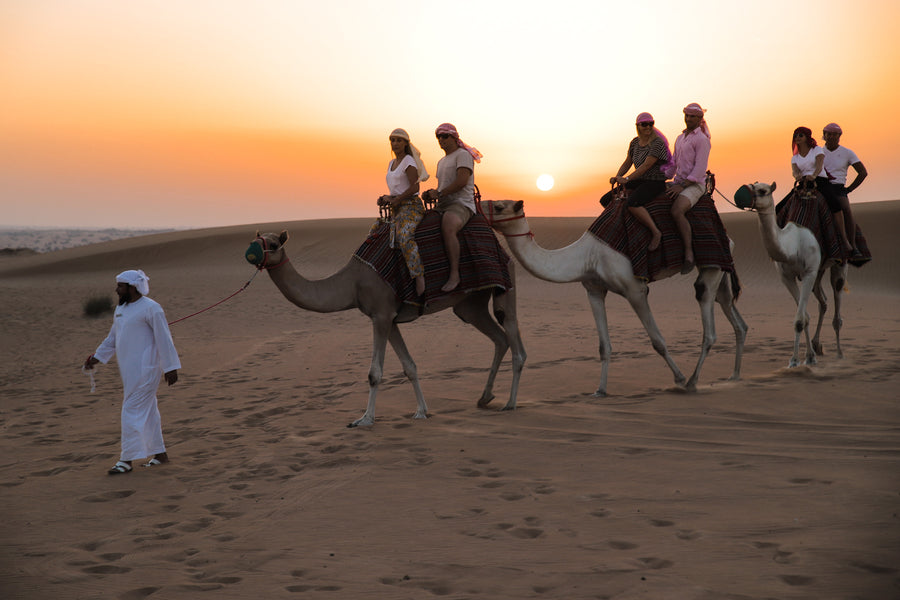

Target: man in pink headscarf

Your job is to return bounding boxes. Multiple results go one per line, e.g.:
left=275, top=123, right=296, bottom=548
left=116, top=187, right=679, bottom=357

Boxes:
left=423, top=123, right=482, bottom=292
left=84, top=270, right=180, bottom=475
left=667, top=102, right=712, bottom=273
left=822, top=122, right=867, bottom=258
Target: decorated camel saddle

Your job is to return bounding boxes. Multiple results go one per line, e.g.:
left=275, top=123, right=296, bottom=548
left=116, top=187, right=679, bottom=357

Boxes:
left=589, top=183, right=735, bottom=282
left=354, top=207, right=512, bottom=308
left=774, top=182, right=871, bottom=268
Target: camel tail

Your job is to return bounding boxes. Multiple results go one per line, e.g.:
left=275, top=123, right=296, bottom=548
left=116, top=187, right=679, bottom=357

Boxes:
left=729, top=270, right=742, bottom=302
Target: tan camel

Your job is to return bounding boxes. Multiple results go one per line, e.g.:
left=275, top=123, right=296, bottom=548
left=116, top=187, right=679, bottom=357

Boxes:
left=482, top=200, right=746, bottom=395
left=734, top=182, right=847, bottom=366
left=245, top=231, right=526, bottom=427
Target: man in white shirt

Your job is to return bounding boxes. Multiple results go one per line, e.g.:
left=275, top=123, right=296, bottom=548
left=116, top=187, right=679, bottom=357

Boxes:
left=822, top=123, right=867, bottom=257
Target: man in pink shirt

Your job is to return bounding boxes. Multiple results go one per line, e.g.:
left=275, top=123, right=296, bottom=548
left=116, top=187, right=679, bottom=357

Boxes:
left=666, top=102, right=711, bottom=273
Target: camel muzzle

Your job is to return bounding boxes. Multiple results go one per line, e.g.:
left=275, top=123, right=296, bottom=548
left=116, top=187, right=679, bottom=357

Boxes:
left=733, top=185, right=755, bottom=210
left=245, top=241, right=265, bottom=266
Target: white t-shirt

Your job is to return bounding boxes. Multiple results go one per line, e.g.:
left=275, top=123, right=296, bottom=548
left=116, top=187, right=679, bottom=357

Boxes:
left=385, top=154, right=418, bottom=196
left=436, top=148, right=476, bottom=212
left=791, top=146, right=825, bottom=177
left=822, top=145, right=861, bottom=185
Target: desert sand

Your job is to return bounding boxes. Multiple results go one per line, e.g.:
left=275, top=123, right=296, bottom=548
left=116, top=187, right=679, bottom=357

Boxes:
left=2, top=200, right=899, bottom=599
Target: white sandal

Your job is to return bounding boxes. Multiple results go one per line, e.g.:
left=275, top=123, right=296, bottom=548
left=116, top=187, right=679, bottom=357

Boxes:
left=108, top=461, right=132, bottom=475
left=142, top=458, right=163, bottom=468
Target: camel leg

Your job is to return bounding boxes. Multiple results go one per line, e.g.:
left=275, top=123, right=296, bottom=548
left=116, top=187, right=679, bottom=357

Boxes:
left=811, top=269, right=828, bottom=357
left=622, top=287, right=686, bottom=390
left=685, top=269, right=723, bottom=392
left=780, top=270, right=816, bottom=367
left=490, top=282, right=527, bottom=411
left=831, top=264, right=846, bottom=359
left=715, top=272, right=748, bottom=381
left=386, top=325, right=428, bottom=420
left=348, top=317, right=393, bottom=428
left=583, top=283, right=612, bottom=396
left=453, top=293, right=510, bottom=409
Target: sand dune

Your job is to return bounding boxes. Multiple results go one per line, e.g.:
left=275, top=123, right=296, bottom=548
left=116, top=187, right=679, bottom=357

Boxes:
left=2, top=201, right=898, bottom=599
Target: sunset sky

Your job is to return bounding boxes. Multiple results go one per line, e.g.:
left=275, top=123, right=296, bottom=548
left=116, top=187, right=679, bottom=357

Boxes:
left=2, top=0, right=898, bottom=229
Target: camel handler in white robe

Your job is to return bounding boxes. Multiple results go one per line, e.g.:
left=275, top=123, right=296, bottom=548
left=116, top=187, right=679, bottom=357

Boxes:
left=83, top=269, right=181, bottom=475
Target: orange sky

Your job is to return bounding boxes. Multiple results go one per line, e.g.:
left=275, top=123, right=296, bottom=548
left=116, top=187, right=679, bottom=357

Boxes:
left=1, top=1, right=899, bottom=228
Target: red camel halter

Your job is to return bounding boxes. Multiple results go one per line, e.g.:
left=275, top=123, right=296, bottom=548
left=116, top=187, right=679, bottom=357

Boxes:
left=478, top=196, right=533, bottom=239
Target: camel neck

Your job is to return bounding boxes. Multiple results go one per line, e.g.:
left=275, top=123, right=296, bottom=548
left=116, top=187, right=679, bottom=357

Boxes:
left=267, top=259, right=358, bottom=313
left=755, top=204, right=792, bottom=263
left=504, top=232, right=600, bottom=283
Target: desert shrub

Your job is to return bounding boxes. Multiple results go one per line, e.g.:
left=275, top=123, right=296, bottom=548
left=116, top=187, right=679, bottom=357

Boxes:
left=83, top=294, right=113, bottom=318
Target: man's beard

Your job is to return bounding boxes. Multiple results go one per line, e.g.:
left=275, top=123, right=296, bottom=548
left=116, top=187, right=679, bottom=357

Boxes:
left=118, top=293, right=129, bottom=306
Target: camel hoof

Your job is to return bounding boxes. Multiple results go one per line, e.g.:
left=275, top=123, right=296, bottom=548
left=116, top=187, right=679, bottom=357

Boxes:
left=591, top=389, right=607, bottom=398
left=413, top=412, right=428, bottom=420
left=347, top=417, right=374, bottom=428
left=477, top=395, right=495, bottom=409
left=500, top=404, right=516, bottom=412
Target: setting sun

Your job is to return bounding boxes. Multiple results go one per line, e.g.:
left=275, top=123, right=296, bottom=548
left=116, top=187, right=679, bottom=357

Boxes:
left=536, top=174, right=555, bottom=192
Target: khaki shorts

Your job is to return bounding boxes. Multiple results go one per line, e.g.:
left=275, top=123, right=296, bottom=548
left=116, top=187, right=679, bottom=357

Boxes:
left=435, top=201, right=473, bottom=225
left=674, top=182, right=706, bottom=207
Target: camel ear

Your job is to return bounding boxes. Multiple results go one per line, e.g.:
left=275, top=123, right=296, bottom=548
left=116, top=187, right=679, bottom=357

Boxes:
left=514, top=200, right=524, bottom=212
left=279, top=230, right=289, bottom=245
left=770, top=181, right=777, bottom=193
left=255, top=230, right=260, bottom=237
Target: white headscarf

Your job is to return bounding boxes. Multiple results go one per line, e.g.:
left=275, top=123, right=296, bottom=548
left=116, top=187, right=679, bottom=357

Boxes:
left=116, top=269, right=150, bottom=295
left=390, top=128, right=430, bottom=182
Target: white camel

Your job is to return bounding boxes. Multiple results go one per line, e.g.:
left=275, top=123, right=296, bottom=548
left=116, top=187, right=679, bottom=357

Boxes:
left=245, top=231, right=526, bottom=427
left=482, top=200, right=747, bottom=395
left=735, top=182, right=848, bottom=366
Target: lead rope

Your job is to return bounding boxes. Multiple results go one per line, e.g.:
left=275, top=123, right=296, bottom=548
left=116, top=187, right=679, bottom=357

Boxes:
left=83, top=268, right=262, bottom=392
left=167, top=269, right=260, bottom=325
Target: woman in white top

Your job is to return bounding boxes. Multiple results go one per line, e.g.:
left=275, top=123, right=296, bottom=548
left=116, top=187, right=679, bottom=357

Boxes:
left=378, top=128, right=429, bottom=296
left=790, top=126, right=850, bottom=251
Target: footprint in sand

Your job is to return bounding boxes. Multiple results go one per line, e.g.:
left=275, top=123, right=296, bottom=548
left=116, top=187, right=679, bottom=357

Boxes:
left=676, top=529, right=701, bottom=540
left=80, top=490, right=136, bottom=503
left=119, top=587, right=161, bottom=600
left=609, top=540, right=638, bottom=550
left=81, top=564, right=131, bottom=574
left=778, top=574, right=814, bottom=586
left=639, top=557, right=674, bottom=569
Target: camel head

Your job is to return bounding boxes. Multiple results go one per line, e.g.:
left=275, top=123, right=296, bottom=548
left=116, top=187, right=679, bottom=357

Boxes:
left=481, top=200, right=529, bottom=236
left=734, top=182, right=776, bottom=211
left=245, top=230, right=289, bottom=269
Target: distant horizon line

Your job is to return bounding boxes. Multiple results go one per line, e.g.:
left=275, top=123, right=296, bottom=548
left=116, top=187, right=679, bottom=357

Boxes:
left=3, top=197, right=898, bottom=231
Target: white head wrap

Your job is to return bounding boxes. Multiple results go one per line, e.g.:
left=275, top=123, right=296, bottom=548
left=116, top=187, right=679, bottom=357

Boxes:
left=116, top=269, right=150, bottom=295
left=390, top=128, right=430, bottom=182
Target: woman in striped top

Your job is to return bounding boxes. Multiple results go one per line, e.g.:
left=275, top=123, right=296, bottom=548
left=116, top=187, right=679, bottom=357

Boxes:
left=609, top=112, right=672, bottom=251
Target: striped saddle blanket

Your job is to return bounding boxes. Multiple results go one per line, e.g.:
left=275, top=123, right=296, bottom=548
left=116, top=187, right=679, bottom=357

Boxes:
left=588, top=193, right=735, bottom=281
left=354, top=211, right=512, bottom=305
left=775, top=190, right=871, bottom=267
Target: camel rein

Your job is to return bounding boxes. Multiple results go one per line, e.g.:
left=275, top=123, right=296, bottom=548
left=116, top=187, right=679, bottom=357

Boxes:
left=167, top=268, right=261, bottom=326
left=170, top=231, right=300, bottom=326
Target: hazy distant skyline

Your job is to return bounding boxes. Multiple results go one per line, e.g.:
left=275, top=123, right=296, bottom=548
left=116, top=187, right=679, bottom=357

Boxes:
left=2, top=0, right=898, bottom=228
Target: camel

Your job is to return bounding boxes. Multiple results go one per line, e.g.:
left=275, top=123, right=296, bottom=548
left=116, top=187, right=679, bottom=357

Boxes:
left=245, top=231, right=526, bottom=427
left=482, top=200, right=747, bottom=396
left=734, top=182, right=847, bottom=366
